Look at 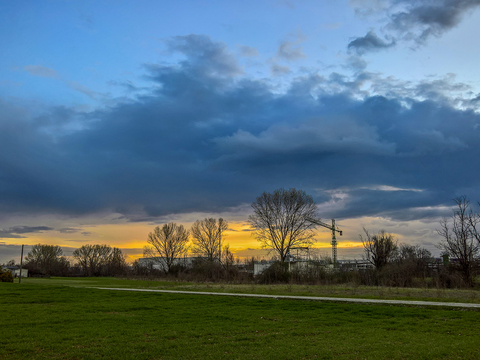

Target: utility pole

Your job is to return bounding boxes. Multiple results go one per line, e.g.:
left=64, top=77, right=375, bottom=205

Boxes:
left=19, top=244, right=24, bottom=284
left=307, top=218, right=342, bottom=268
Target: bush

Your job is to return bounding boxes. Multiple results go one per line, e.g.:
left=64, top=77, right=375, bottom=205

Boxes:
left=190, top=260, right=231, bottom=281
left=256, top=262, right=290, bottom=284
left=433, top=268, right=469, bottom=289
left=168, top=263, right=189, bottom=276
left=0, top=268, right=14, bottom=282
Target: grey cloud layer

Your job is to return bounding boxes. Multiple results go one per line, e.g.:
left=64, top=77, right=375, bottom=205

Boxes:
left=0, top=226, right=53, bottom=239
left=350, top=0, right=480, bottom=53
left=1, top=35, right=480, bottom=222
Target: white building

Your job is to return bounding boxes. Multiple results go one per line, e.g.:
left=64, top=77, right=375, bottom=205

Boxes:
left=1, top=266, right=28, bottom=278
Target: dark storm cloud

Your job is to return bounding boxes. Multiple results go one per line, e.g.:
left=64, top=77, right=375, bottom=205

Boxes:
left=350, top=0, right=480, bottom=52
left=0, top=226, right=53, bottom=238
left=348, top=31, right=396, bottom=54
left=325, top=188, right=451, bottom=220
left=1, top=34, right=480, bottom=222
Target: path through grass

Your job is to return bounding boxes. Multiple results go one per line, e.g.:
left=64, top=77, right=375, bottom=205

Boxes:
left=22, top=277, right=480, bottom=304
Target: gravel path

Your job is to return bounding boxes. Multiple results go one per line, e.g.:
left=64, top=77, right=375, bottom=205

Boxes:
left=94, top=287, right=480, bottom=308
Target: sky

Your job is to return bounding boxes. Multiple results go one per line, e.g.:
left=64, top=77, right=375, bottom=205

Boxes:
left=1, top=0, right=480, bottom=264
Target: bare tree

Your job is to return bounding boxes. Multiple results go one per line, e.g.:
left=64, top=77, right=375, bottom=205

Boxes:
left=73, top=245, right=92, bottom=275
left=221, top=244, right=235, bottom=271
left=144, top=223, right=190, bottom=273
left=107, top=247, right=128, bottom=275
left=191, top=218, right=227, bottom=262
left=24, top=244, right=70, bottom=276
left=437, top=196, right=480, bottom=286
left=360, top=228, right=398, bottom=269
left=72, top=244, right=114, bottom=276
left=248, top=188, right=318, bottom=263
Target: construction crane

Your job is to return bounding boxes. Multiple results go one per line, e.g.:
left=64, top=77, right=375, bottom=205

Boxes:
left=307, top=218, right=342, bottom=268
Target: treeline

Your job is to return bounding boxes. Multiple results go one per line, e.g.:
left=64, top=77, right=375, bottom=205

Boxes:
left=131, top=256, right=256, bottom=283
left=22, top=244, right=128, bottom=277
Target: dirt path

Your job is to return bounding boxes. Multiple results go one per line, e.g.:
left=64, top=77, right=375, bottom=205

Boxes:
left=94, top=287, right=480, bottom=308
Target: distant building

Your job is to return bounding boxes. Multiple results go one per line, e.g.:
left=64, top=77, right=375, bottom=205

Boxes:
left=253, top=258, right=374, bottom=276
left=253, top=261, right=273, bottom=276
left=337, top=260, right=373, bottom=271
left=1, top=266, right=28, bottom=278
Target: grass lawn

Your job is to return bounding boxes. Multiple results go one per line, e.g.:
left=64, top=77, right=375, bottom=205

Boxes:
left=20, top=276, right=480, bottom=304
left=1, top=279, right=480, bottom=359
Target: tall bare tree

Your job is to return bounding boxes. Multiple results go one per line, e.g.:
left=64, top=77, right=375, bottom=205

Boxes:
left=360, top=228, right=398, bottom=269
left=191, top=218, right=228, bottom=262
left=144, top=223, right=190, bottom=273
left=437, top=196, right=480, bottom=286
left=248, top=188, right=318, bottom=263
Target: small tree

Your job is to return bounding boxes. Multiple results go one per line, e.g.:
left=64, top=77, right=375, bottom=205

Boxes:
left=191, top=218, right=227, bottom=262
left=437, top=196, right=480, bottom=286
left=144, top=223, right=190, bottom=273
left=248, top=188, right=318, bottom=263
left=360, top=228, right=398, bottom=269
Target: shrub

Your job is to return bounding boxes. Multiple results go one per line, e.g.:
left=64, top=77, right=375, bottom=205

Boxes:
left=0, top=268, right=14, bottom=282
left=433, top=268, right=469, bottom=289
left=190, top=259, right=234, bottom=281
left=256, top=262, right=290, bottom=284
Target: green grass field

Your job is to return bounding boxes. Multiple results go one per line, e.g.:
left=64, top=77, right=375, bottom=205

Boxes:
left=2, top=278, right=480, bottom=359
left=19, top=276, right=480, bottom=304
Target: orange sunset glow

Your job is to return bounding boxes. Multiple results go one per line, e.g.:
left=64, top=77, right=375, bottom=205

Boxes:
left=2, top=215, right=411, bottom=264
